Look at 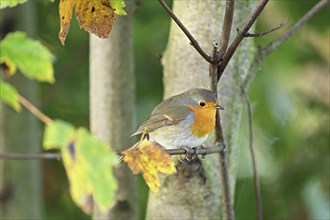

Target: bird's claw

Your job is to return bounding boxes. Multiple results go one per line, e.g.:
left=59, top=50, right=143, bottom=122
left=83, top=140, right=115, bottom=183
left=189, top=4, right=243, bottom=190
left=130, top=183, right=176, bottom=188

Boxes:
left=199, top=145, right=207, bottom=159
left=178, top=146, right=190, bottom=162
left=178, top=146, right=200, bottom=162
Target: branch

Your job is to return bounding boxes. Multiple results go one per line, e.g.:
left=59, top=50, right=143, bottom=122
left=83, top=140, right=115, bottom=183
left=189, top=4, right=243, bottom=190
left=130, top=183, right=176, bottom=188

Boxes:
left=210, top=39, right=235, bottom=220
left=0, top=153, right=61, bottom=160
left=218, top=0, right=269, bottom=80
left=219, top=0, right=235, bottom=53
left=241, top=87, right=263, bottom=220
left=242, top=0, right=329, bottom=90
left=158, top=0, right=212, bottom=63
left=164, top=145, right=224, bottom=156
left=262, top=0, right=329, bottom=56
left=0, top=146, right=225, bottom=160
left=19, top=95, right=53, bottom=125
left=244, top=18, right=287, bottom=37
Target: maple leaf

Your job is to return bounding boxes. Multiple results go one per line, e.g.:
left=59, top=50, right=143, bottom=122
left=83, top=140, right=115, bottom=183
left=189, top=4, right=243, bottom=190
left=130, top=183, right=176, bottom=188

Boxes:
left=123, top=140, right=177, bottom=192
left=58, top=0, right=126, bottom=45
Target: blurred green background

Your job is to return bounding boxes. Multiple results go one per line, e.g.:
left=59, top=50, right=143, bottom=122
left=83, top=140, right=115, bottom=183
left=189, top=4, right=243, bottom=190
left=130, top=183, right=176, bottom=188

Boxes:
left=1, top=0, right=329, bottom=219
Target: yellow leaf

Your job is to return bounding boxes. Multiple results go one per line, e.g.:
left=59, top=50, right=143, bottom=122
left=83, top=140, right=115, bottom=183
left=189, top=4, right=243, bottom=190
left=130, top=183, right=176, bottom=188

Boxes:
left=58, top=0, right=75, bottom=46
left=58, top=0, right=115, bottom=45
left=123, top=140, right=176, bottom=192
left=55, top=125, right=118, bottom=214
left=62, top=141, right=93, bottom=214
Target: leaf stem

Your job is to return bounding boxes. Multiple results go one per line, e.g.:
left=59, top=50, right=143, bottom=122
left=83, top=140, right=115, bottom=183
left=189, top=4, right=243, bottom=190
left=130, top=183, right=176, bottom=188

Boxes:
left=18, top=95, right=53, bottom=125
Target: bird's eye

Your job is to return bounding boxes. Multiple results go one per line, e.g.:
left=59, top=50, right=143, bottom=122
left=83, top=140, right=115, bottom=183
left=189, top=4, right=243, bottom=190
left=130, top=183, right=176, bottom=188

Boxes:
left=198, top=101, right=206, bottom=107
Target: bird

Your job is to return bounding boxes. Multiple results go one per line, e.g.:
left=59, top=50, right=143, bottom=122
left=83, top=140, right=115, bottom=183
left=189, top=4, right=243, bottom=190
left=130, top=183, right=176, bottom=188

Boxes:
left=131, top=88, right=224, bottom=150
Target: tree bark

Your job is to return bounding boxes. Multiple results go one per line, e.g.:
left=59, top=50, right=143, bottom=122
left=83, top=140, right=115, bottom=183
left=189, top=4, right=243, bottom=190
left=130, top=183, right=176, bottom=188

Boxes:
left=146, top=1, right=257, bottom=219
left=89, top=2, right=138, bottom=219
left=0, top=2, right=43, bottom=219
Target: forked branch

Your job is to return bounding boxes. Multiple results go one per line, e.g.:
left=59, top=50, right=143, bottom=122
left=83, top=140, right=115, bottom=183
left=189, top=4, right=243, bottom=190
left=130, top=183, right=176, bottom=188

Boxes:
left=243, top=0, right=330, bottom=89
left=218, top=0, right=269, bottom=80
left=262, top=0, right=329, bottom=56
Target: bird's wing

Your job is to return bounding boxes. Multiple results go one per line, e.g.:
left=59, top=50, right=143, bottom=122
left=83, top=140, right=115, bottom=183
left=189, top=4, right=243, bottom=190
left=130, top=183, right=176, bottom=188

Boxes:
left=131, top=100, right=189, bottom=136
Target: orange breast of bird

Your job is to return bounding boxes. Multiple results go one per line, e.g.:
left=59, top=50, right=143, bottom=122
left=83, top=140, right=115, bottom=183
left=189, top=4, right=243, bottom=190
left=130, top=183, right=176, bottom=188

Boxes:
left=186, top=101, right=217, bottom=138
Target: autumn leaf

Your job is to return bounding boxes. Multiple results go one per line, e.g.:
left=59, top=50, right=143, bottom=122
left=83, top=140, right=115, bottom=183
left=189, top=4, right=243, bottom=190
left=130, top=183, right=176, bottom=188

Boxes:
left=58, top=0, right=126, bottom=45
left=43, top=120, right=118, bottom=214
left=123, top=140, right=177, bottom=192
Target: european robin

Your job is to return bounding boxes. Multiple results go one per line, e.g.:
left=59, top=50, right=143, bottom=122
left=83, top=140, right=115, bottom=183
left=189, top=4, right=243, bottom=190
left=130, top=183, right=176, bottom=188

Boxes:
left=132, top=88, right=224, bottom=149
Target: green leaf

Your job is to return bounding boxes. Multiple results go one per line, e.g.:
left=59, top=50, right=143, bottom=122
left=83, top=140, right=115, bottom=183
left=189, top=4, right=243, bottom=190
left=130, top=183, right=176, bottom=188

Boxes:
left=0, top=0, right=54, bottom=9
left=0, top=0, right=27, bottom=9
left=109, top=0, right=126, bottom=16
left=0, top=32, right=55, bottom=83
left=43, top=120, right=75, bottom=150
left=0, top=80, right=21, bottom=111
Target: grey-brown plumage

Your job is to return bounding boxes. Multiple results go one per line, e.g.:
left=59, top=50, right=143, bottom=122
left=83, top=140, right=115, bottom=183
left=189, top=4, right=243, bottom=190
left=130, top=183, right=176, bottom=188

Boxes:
left=131, top=88, right=217, bottom=136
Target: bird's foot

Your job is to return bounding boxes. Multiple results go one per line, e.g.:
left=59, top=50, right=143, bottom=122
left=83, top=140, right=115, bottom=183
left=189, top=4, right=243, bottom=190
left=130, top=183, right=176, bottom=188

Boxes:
left=178, top=146, right=198, bottom=162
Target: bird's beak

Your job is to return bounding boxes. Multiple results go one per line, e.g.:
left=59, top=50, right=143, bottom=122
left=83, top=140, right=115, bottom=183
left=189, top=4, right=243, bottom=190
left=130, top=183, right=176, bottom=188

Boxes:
left=215, top=104, right=224, bottom=110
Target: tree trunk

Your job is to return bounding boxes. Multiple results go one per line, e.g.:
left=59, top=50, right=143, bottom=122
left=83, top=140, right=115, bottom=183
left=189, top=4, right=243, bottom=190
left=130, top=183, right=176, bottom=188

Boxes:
left=89, top=2, right=138, bottom=219
left=0, top=2, right=43, bottom=219
left=146, top=1, right=256, bottom=219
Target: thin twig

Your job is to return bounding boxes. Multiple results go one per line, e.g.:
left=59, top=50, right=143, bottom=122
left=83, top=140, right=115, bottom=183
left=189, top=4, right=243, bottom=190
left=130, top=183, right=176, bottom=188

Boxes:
left=218, top=0, right=269, bottom=81
left=245, top=18, right=288, bottom=37
left=0, top=153, right=61, bottom=160
left=18, top=95, right=53, bottom=125
left=0, top=146, right=225, bottom=160
left=210, top=41, right=235, bottom=220
left=158, top=0, right=212, bottom=63
left=219, top=0, right=235, bottom=53
left=210, top=41, right=220, bottom=92
left=242, top=0, right=329, bottom=90
left=215, top=1, right=237, bottom=218
left=262, top=0, right=329, bottom=56
left=241, top=87, right=263, bottom=220
left=164, top=145, right=224, bottom=156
